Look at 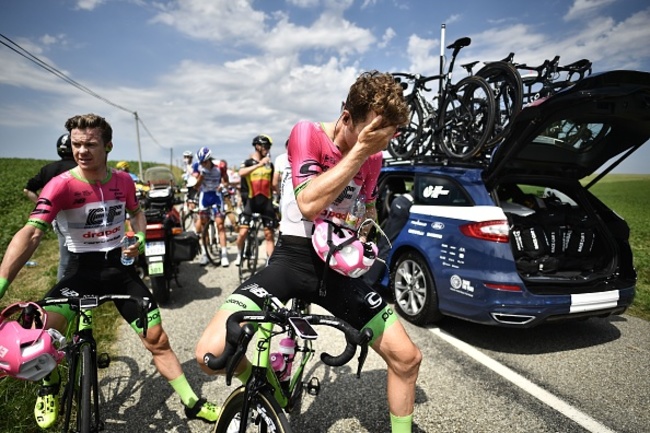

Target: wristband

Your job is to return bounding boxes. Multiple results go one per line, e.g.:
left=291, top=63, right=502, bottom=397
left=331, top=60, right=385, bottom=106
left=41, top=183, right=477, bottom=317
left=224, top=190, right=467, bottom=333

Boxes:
left=0, top=277, right=9, bottom=300
left=135, top=231, right=146, bottom=255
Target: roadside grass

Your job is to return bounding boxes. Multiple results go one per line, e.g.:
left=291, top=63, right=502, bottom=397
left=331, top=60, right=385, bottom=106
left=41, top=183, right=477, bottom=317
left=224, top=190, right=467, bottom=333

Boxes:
left=0, top=159, right=647, bottom=432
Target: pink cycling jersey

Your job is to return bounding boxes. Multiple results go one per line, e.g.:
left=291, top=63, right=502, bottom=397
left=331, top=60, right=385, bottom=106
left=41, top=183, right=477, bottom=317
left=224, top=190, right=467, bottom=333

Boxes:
left=279, top=121, right=381, bottom=237
left=27, top=169, right=140, bottom=253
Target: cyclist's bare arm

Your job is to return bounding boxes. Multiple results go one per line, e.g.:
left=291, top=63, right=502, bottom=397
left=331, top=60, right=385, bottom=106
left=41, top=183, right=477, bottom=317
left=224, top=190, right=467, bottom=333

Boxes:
left=0, top=224, right=45, bottom=283
left=23, top=188, right=39, bottom=204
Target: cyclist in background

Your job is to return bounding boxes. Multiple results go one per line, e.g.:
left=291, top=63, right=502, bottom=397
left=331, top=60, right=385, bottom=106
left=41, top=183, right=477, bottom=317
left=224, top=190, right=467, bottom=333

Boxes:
left=234, top=134, right=278, bottom=266
left=0, top=114, right=219, bottom=428
left=196, top=72, right=421, bottom=433
left=193, top=147, right=230, bottom=267
left=23, top=133, right=78, bottom=281
left=116, top=160, right=140, bottom=183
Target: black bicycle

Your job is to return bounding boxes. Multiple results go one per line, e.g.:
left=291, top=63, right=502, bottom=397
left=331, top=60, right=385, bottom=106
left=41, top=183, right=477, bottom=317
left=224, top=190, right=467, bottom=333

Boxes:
left=204, top=295, right=373, bottom=433
left=461, top=52, right=524, bottom=150
left=237, top=212, right=274, bottom=283
left=23, top=295, right=150, bottom=433
left=389, top=36, right=496, bottom=161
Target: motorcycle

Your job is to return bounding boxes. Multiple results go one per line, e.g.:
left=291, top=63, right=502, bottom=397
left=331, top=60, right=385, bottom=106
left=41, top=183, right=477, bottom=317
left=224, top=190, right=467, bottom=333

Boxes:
left=137, top=167, right=199, bottom=304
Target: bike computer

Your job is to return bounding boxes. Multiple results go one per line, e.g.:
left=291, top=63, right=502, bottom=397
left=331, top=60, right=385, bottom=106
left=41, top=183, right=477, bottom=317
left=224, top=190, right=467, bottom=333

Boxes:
left=288, top=317, right=318, bottom=340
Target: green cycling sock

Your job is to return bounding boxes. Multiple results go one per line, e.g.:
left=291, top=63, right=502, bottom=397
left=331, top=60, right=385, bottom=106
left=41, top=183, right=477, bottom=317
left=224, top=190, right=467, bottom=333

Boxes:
left=390, top=412, right=413, bottom=433
left=235, top=362, right=252, bottom=384
left=42, top=366, right=60, bottom=387
left=168, top=374, right=199, bottom=408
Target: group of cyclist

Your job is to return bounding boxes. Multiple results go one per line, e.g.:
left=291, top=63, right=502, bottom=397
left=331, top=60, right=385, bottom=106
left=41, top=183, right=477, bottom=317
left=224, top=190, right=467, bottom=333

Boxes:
left=0, top=70, right=421, bottom=433
left=178, top=133, right=280, bottom=269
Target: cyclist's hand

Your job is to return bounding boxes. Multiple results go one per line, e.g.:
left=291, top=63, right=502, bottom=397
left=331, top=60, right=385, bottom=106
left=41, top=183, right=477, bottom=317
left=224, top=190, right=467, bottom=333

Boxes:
left=0, top=277, right=9, bottom=300
left=135, top=231, right=146, bottom=255
left=357, top=115, right=398, bottom=154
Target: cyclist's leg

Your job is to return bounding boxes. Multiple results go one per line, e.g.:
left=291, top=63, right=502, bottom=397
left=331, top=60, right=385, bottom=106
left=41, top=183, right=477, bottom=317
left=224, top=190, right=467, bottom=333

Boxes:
left=109, top=266, right=220, bottom=422
left=260, top=198, right=278, bottom=258
left=195, top=239, right=301, bottom=377
left=235, top=203, right=253, bottom=265
left=316, top=274, right=422, bottom=432
left=34, top=269, right=91, bottom=428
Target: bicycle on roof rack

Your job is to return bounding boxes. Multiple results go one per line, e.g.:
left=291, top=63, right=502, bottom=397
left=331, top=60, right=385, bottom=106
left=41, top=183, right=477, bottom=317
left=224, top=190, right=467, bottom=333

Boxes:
left=389, top=35, right=496, bottom=161
left=203, top=295, right=373, bottom=433
left=461, top=51, right=524, bottom=151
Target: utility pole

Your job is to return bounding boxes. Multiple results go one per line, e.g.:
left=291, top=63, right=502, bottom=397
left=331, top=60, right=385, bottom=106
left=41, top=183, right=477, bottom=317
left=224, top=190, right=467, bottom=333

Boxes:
left=133, top=111, right=143, bottom=179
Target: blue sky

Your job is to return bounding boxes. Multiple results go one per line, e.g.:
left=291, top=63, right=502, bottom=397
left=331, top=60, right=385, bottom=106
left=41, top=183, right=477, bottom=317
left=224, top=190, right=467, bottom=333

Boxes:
left=1, top=0, right=649, bottom=174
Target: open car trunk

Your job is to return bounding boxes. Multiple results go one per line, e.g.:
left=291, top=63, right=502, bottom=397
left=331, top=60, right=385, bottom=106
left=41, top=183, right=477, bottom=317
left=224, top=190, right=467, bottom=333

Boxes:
left=496, top=178, right=636, bottom=295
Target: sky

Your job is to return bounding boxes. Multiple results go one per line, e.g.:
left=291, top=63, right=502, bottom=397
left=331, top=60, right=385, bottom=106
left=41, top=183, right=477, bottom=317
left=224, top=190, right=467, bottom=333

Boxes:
left=1, top=0, right=650, bottom=175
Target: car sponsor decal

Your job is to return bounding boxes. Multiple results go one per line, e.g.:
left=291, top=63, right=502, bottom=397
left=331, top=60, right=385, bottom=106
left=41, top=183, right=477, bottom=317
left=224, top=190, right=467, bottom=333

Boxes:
left=449, top=274, right=475, bottom=297
left=440, top=243, right=466, bottom=268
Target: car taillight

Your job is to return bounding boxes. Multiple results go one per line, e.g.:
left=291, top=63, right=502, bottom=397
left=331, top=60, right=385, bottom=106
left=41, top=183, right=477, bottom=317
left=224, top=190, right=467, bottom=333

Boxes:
left=484, top=283, right=522, bottom=292
left=459, top=220, right=509, bottom=243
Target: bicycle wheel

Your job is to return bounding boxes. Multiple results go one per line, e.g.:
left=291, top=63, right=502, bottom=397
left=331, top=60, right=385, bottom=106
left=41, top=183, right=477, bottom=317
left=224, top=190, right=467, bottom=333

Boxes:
left=202, top=220, right=220, bottom=266
left=238, top=222, right=261, bottom=283
left=475, top=61, right=523, bottom=148
left=387, top=97, right=424, bottom=159
left=182, top=210, right=197, bottom=231
left=77, top=343, right=98, bottom=433
left=214, top=386, right=291, bottom=433
left=437, top=75, right=496, bottom=160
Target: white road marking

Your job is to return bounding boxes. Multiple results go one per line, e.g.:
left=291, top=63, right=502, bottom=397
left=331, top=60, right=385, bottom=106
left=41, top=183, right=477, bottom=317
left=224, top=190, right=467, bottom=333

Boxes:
left=429, top=326, right=616, bottom=433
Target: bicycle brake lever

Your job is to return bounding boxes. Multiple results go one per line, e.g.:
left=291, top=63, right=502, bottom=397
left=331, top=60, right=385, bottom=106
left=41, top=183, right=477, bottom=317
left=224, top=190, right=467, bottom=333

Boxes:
left=355, top=328, right=373, bottom=378
left=139, top=298, right=150, bottom=339
left=225, top=323, right=255, bottom=386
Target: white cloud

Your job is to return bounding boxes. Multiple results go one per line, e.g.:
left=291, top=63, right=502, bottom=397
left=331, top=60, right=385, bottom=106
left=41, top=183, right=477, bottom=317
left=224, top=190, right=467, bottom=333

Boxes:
left=75, top=0, right=105, bottom=11
left=406, top=34, right=440, bottom=74
left=378, top=27, right=396, bottom=49
left=564, top=0, right=617, bottom=21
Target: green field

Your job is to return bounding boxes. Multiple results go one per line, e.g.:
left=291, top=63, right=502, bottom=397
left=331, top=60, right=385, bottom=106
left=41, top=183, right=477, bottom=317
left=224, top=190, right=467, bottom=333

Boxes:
left=0, top=158, right=648, bottom=432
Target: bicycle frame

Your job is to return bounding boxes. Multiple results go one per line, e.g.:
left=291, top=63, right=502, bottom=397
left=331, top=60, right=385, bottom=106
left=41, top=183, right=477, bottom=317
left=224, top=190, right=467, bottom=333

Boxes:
left=61, top=306, right=101, bottom=432
left=208, top=296, right=372, bottom=433
left=36, top=295, right=149, bottom=433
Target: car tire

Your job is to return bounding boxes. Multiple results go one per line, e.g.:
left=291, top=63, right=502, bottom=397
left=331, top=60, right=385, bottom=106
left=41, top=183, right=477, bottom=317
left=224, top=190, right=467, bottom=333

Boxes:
left=391, top=251, right=442, bottom=325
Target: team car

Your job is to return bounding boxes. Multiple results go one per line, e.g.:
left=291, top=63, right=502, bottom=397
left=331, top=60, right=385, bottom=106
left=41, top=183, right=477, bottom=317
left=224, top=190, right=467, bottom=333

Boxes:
left=373, top=70, right=650, bottom=327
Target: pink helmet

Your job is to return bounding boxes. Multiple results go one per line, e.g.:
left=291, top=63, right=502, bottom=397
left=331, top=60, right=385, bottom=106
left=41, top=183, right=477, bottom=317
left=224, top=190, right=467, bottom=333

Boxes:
left=0, top=302, right=65, bottom=381
left=311, top=218, right=378, bottom=278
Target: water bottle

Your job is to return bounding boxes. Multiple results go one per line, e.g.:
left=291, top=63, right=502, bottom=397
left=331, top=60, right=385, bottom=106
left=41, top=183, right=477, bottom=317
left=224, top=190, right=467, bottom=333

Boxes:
left=270, top=337, right=296, bottom=383
left=345, top=193, right=366, bottom=229
left=120, top=232, right=137, bottom=266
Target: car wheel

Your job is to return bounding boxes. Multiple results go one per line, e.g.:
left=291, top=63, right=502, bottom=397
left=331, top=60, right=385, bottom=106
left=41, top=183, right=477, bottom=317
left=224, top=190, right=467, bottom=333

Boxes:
left=391, top=251, right=442, bottom=325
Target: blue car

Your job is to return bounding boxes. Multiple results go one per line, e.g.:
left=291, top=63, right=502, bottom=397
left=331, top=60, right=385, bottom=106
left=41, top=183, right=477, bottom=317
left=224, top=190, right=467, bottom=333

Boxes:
left=373, top=70, right=649, bottom=327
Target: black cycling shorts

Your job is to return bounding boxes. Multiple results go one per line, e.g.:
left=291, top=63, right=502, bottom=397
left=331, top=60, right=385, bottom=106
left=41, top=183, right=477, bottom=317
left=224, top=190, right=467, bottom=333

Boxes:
left=43, top=248, right=160, bottom=330
left=224, top=235, right=397, bottom=344
left=239, top=195, right=278, bottom=229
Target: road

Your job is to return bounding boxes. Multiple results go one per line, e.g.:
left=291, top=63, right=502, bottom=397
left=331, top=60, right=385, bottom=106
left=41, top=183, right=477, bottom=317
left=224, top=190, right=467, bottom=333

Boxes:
left=99, top=252, right=650, bottom=433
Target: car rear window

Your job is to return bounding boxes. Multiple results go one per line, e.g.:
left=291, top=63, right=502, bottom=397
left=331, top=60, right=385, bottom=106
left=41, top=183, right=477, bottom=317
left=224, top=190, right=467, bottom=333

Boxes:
left=534, top=120, right=610, bottom=151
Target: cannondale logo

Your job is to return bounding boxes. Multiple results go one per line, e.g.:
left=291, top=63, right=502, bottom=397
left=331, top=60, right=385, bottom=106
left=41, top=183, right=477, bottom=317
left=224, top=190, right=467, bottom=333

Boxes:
left=364, top=292, right=383, bottom=309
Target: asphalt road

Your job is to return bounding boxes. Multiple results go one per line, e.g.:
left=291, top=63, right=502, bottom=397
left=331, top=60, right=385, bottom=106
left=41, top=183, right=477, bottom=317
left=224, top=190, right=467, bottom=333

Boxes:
left=99, top=248, right=650, bottom=433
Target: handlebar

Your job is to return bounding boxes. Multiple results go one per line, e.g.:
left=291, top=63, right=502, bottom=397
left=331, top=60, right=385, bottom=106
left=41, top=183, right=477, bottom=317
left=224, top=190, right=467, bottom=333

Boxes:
left=36, top=295, right=151, bottom=338
left=203, top=304, right=374, bottom=384
left=391, top=72, right=440, bottom=93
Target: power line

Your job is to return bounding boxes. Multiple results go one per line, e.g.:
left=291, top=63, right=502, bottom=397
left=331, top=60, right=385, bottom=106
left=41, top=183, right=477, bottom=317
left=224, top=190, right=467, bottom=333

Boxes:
left=0, top=33, right=134, bottom=114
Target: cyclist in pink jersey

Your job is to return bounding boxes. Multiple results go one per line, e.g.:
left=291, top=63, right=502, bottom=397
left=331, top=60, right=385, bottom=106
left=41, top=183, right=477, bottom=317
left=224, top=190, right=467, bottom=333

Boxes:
left=196, top=72, right=422, bottom=433
left=0, top=114, right=219, bottom=427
